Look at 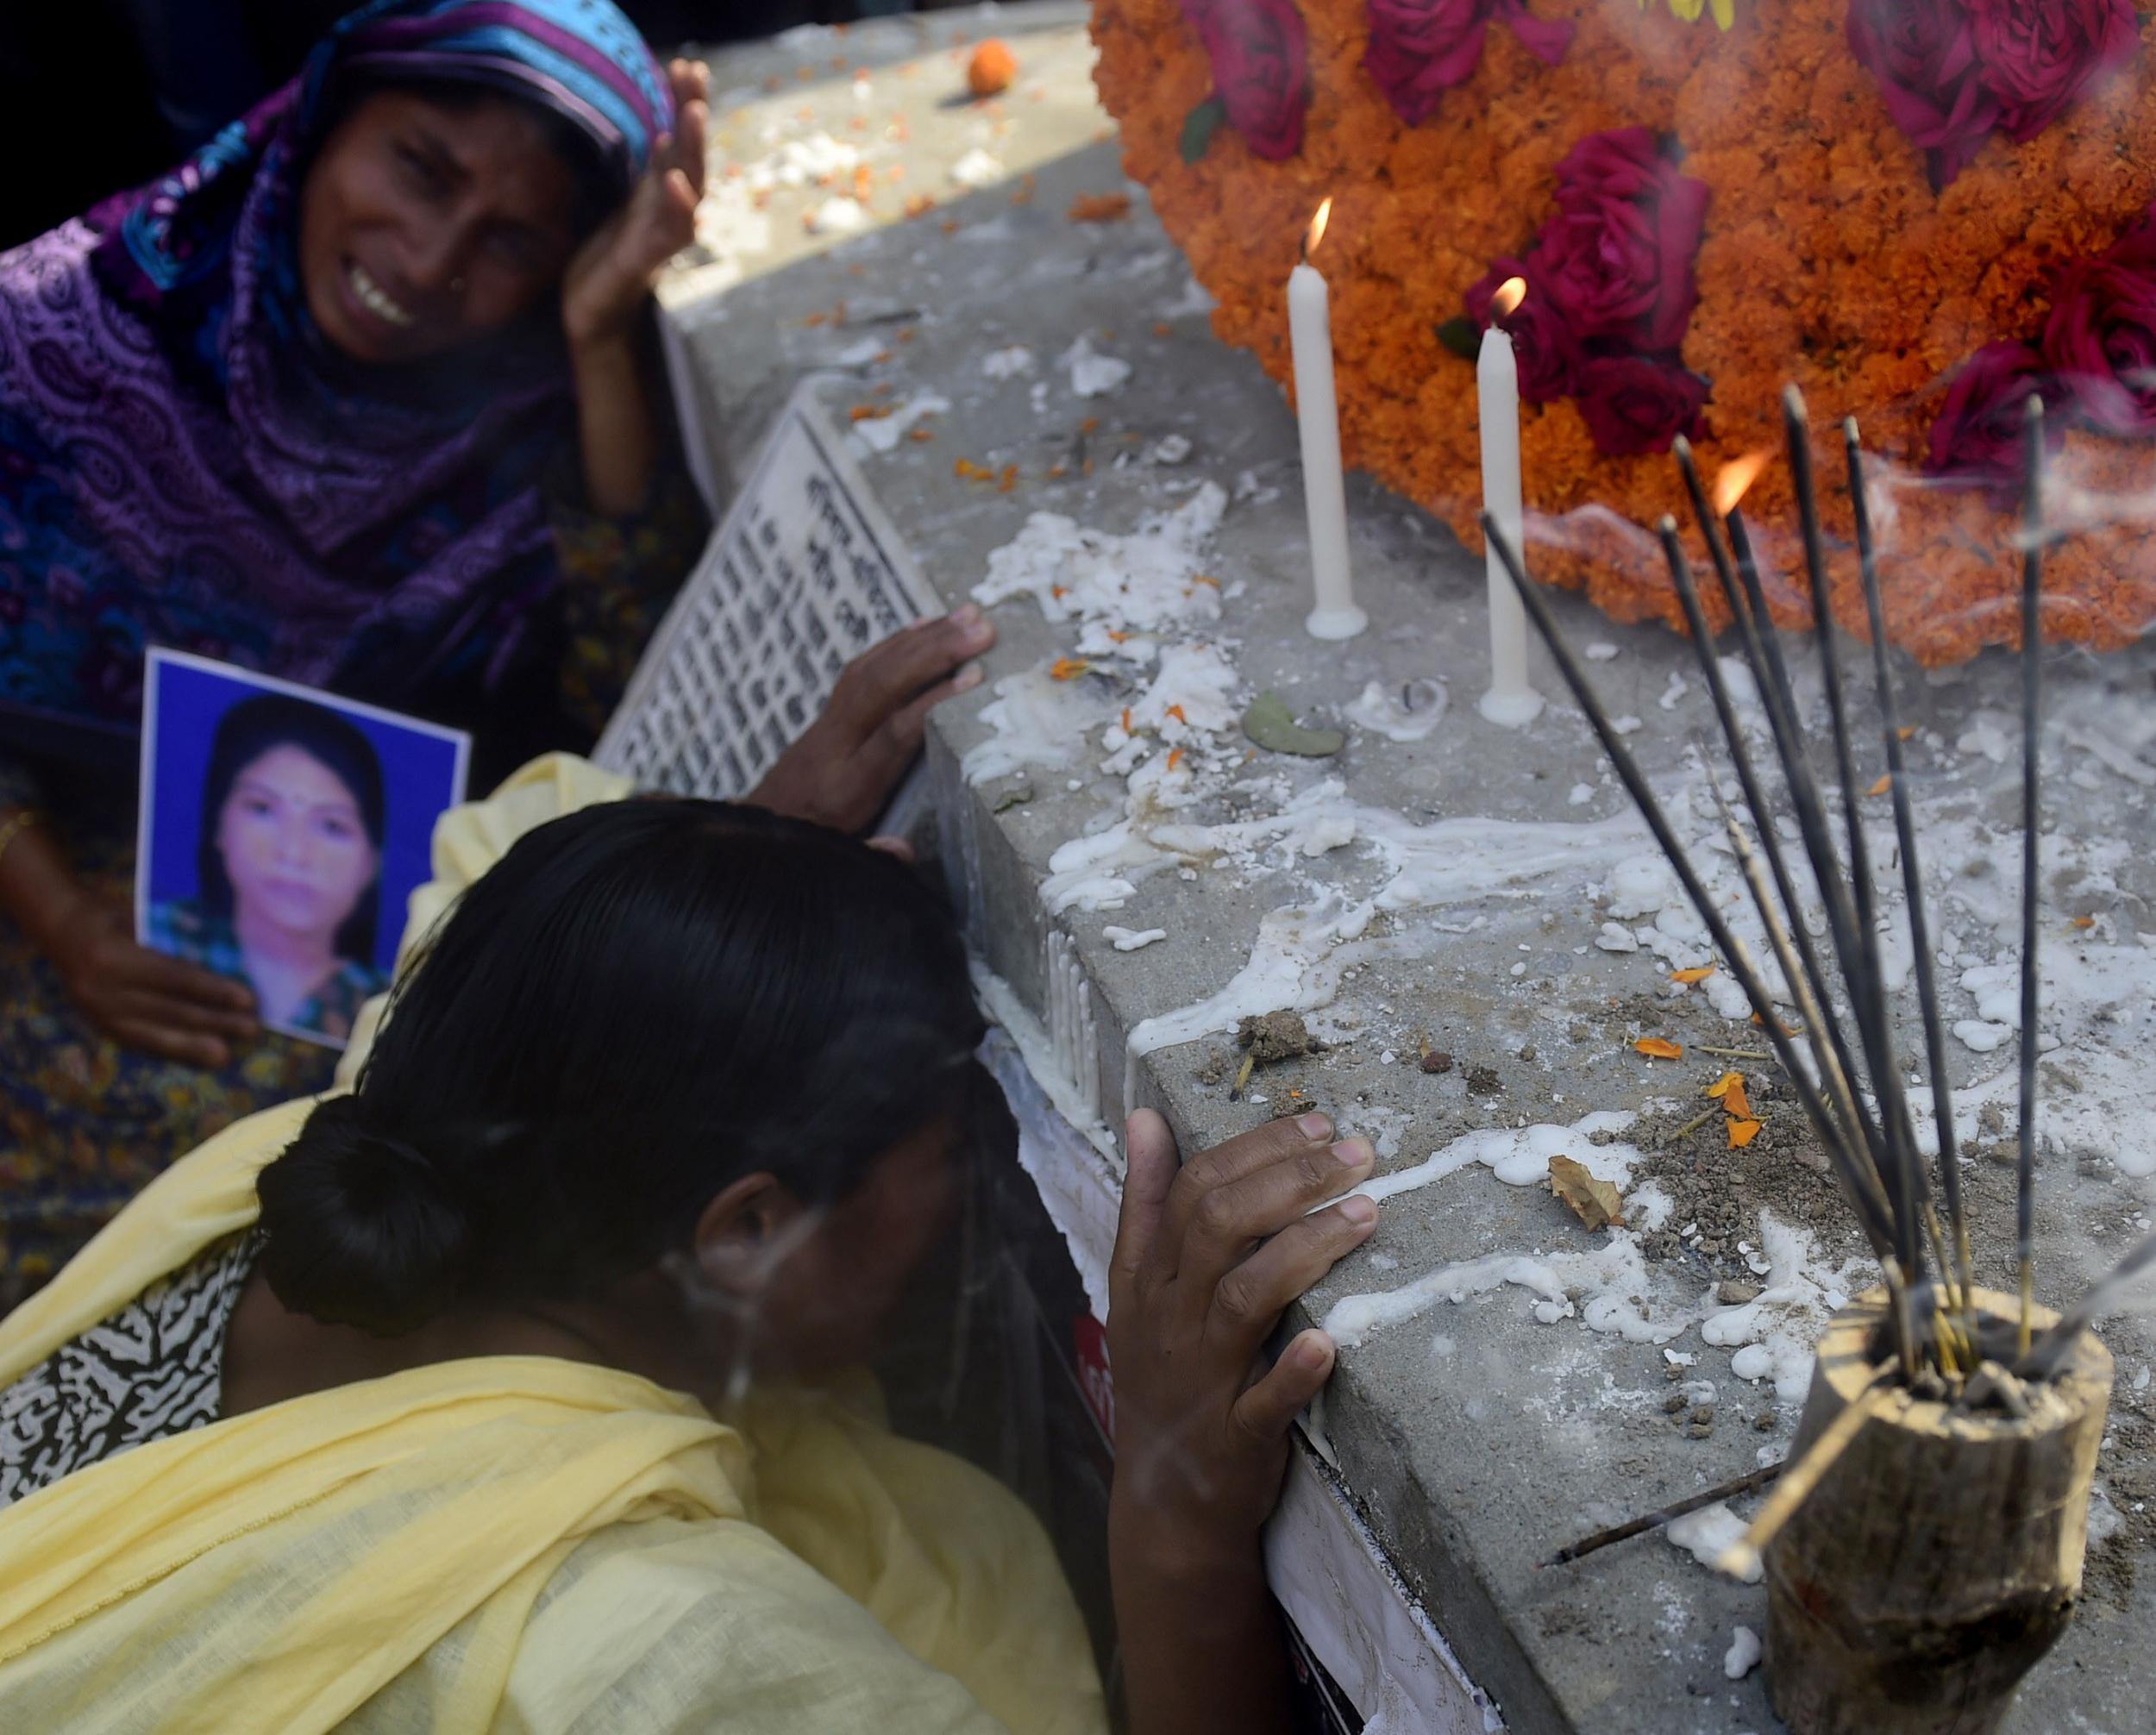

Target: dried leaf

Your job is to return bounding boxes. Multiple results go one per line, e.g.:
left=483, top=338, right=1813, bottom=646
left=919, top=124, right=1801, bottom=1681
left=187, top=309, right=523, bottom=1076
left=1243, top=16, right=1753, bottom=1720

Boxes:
left=1634, top=1037, right=1684, bottom=1061
left=1728, top=1118, right=1764, bottom=1148
left=1670, top=966, right=1715, bottom=984
left=1549, top=1155, right=1625, bottom=1231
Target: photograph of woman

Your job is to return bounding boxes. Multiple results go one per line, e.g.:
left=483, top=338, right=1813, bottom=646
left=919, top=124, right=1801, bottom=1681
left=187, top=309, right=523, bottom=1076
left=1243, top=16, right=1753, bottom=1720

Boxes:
left=147, top=695, right=391, bottom=1045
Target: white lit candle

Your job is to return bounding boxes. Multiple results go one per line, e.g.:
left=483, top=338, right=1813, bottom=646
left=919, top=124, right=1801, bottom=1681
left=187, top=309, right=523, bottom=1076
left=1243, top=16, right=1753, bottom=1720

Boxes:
left=1477, top=277, right=1543, bottom=727
left=1288, top=198, right=1365, bottom=641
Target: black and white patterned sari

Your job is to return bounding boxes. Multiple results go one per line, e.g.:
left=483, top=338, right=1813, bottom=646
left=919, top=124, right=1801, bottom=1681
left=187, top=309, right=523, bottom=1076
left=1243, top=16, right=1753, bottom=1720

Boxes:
left=0, top=1232, right=260, bottom=1507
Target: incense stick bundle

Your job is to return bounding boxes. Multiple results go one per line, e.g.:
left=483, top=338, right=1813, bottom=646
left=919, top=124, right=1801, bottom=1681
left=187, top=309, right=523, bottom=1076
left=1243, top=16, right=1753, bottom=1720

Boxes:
left=1488, top=385, right=2156, bottom=1732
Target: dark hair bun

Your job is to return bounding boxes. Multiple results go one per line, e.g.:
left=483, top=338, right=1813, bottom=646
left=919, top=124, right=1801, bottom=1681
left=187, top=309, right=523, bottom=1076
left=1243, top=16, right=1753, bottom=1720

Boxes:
left=255, top=1097, right=472, bottom=1337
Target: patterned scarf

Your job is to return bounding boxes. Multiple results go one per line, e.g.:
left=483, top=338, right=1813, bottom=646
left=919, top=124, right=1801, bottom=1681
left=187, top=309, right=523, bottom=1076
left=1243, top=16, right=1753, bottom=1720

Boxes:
left=0, top=0, right=670, bottom=748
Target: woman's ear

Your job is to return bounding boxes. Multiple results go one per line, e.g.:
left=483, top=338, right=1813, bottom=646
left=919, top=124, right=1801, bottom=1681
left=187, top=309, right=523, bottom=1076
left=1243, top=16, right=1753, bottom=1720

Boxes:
left=690, top=1172, right=811, bottom=1296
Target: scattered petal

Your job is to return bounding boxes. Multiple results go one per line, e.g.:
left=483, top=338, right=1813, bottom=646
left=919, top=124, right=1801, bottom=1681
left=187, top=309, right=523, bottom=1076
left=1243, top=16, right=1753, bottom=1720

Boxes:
left=1670, top=966, right=1715, bottom=984
left=1635, top=1037, right=1684, bottom=1061
left=1728, top=1118, right=1763, bottom=1148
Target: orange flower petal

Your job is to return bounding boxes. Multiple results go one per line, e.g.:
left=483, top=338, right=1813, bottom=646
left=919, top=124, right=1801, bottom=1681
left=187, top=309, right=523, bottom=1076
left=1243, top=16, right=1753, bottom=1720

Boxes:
left=1634, top=1037, right=1683, bottom=1061
left=1703, top=1070, right=1740, bottom=1099
left=1670, top=966, right=1715, bottom=984
left=1166, top=748, right=1185, bottom=771
left=1049, top=658, right=1091, bottom=681
left=1866, top=774, right=1891, bottom=797
left=1728, top=1118, right=1763, bottom=1148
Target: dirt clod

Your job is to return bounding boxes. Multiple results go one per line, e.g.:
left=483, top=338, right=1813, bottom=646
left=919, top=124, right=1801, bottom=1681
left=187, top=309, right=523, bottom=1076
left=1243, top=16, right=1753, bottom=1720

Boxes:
left=1421, top=1049, right=1454, bottom=1074
left=1464, top=1064, right=1502, bottom=1096
left=1237, top=1011, right=1319, bottom=1063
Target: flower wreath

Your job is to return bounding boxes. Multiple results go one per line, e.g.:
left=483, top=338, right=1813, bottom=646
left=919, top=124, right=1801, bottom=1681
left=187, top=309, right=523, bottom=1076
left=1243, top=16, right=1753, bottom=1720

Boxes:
left=1098, top=0, right=2156, bottom=662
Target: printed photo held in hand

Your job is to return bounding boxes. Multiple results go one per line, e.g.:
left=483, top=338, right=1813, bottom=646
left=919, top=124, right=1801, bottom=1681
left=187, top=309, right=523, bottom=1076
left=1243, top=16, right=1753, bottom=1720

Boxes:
left=136, top=652, right=468, bottom=1049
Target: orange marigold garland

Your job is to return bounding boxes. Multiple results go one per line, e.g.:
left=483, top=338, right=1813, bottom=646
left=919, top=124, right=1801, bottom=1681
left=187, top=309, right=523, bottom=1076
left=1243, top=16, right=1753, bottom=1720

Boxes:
left=1092, top=0, right=2156, bottom=661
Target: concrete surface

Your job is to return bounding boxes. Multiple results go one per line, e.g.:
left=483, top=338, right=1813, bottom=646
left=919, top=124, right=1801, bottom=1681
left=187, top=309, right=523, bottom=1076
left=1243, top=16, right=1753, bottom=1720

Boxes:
left=667, top=10, right=2156, bottom=1730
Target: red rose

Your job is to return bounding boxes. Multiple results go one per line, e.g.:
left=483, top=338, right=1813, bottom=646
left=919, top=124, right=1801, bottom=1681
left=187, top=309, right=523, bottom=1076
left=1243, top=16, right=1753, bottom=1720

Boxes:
left=1969, top=0, right=2138, bottom=142
left=1363, top=0, right=1573, bottom=128
left=1534, top=128, right=1711, bottom=353
left=2040, top=215, right=2156, bottom=435
left=1574, top=354, right=1710, bottom=458
left=1846, top=0, right=2001, bottom=190
left=1194, top=0, right=1309, bottom=161
left=1465, top=260, right=1582, bottom=404
left=1925, top=341, right=2065, bottom=493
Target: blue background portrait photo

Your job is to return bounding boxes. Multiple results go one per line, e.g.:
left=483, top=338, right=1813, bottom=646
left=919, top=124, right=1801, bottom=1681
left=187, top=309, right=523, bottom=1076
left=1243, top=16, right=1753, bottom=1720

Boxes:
left=142, top=655, right=468, bottom=979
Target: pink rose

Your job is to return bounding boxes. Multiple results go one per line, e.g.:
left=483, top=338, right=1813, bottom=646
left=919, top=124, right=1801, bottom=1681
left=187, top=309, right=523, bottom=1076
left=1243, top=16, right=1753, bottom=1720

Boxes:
left=1575, top=354, right=1710, bottom=457
left=1970, top=0, right=2138, bottom=143
left=1534, top=128, right=1711, bottom=353
left=1464, top=260, right=1583, bottom=404
left=1194, top=0, right=1310, bottom=161
left=2040, top=214, right=2156, bottom=435
left=1363, top=0, right=1574, bottom=128
left=1925, top=341, right=2065, bottom=493
left=1846, top=0, right=2001, bottom=190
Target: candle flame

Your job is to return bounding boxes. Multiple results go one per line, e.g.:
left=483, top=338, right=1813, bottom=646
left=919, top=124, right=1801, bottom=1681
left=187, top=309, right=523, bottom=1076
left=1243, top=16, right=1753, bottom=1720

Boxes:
left=1491, top=276, right=1526, bottom=321
left=1714, top=451, right=1770, bottom=517
left=1305, top=197, right=1332, bottom=260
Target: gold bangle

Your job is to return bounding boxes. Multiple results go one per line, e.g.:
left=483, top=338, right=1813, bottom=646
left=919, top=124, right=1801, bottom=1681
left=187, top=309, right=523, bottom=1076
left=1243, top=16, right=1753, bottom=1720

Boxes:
left=0, top=810, right=41, bottom=871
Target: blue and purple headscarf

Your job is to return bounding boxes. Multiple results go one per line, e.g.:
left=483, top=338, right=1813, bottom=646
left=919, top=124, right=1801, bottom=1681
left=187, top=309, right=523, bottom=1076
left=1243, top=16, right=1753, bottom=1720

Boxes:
left=0, top=0, right=670, bottom=753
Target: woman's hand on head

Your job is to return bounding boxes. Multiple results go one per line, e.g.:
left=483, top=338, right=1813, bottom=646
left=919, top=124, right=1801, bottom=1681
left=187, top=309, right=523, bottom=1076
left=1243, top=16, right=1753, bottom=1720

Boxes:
left=1106, top=1109, right=1377, bottom=1565
left=47, top=897, right=258, bottom=1068
left=560, top=59, right=709, bottom=356
left=749, top=606, right=993, bottom=834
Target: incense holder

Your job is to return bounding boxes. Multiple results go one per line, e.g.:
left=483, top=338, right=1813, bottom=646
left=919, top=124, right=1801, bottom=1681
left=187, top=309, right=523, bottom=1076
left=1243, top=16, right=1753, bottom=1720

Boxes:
left=1764, top=1287, right=2113, bottom=1735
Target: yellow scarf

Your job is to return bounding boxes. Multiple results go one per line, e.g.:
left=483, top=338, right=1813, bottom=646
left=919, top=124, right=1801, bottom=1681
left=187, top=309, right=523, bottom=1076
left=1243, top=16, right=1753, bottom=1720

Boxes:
left=0, top=758, right=1106, bottom=1735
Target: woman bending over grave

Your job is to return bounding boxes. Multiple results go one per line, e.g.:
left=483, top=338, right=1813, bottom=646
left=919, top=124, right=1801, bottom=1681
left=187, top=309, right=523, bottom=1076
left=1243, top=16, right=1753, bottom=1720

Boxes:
left=0, top=0, right=992, bottom=1306
left=0, top=761, right=1375, bottom=1735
